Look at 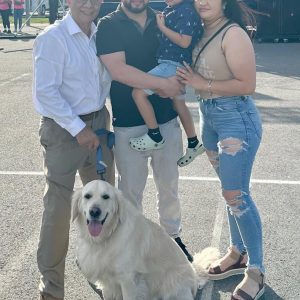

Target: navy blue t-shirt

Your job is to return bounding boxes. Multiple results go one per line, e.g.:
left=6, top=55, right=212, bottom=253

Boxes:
left=96, top=7, right=178, bottom=127
left=157, top=1, right=203, bottom=65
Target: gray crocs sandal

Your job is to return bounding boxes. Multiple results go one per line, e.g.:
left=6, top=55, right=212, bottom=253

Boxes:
left=129, top=133, right=165, bottom=151
left=177, top=143, right=205, bottom=167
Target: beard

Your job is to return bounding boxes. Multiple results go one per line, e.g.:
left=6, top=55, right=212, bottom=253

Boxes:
left=122, top=0, right=148, bottom=13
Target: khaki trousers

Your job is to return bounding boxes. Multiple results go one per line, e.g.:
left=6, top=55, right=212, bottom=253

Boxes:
left=113, top=117, right=183, bottom=237
left=37, top=106, right=114, bottom=299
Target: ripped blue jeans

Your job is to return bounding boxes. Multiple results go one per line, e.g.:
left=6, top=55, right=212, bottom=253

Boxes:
left=199, top=95, right=264, bottom=273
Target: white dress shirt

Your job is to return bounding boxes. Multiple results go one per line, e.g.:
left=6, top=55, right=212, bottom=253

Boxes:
left=32, top=13, right=111, bottom=137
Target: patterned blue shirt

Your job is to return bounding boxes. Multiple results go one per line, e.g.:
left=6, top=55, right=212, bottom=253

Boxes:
left=157, top=1, right=203, bottom=65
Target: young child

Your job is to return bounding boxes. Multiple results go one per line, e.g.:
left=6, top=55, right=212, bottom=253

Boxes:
left=130, top=0, right=204, bottom=167
left=13, top=0, right=24, bottom=33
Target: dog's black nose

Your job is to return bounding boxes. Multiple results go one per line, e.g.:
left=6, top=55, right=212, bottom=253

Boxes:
left=89, top=207, right=101, bottom=219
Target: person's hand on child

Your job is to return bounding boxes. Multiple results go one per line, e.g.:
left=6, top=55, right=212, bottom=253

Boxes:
left=156, top=13, right=166, bottom=30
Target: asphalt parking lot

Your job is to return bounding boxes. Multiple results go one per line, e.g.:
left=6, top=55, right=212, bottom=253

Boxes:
left=0, top=34, right=299, bottom=300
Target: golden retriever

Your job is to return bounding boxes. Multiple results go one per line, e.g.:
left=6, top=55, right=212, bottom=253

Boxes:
left=72, top=180, right=219, bottom=300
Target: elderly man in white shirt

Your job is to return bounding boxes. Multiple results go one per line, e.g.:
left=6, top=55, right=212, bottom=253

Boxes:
left=32, top=0, right=113, bottom=299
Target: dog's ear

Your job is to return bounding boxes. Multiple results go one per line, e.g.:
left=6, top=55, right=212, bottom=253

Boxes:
left=71, top=188, right=82, bottom=222
left=115, top=189, right=127, bottom=224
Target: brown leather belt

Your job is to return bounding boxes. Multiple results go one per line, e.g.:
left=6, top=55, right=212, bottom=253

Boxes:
left=79, top=110, right=100, bottom=121
left=43, top=110, right=100, bottom=122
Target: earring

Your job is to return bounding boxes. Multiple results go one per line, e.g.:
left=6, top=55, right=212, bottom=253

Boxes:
left=222, top=2, right=227, bottom=10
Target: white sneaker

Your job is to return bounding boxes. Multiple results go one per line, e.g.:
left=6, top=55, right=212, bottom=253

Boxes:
left=129, top=133, right=165, bottom=151
left=177, top=143, right=205, bottom=167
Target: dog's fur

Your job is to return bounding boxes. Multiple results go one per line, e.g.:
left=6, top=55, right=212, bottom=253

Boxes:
left=72, top=180, right=219, bottom=300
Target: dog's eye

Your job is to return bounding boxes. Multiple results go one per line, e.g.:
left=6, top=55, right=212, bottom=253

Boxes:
left=84, top=193, right=92, bottom=200
left=102, top=194, right=110, bottom=200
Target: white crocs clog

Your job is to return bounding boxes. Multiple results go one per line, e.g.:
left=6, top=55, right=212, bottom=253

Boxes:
left=177, top=143, right=205, bottom=167
left=129, top=133, right=165, bottom=151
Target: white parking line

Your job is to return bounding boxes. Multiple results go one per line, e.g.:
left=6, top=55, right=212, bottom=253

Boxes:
left=200, top=198, right=225, bottom=300
left=0, top=171, right=299, bottom=185
left=0, top=170, right=298, bottom=300
left=0, top=73, right=30, bottom=87
left=0, top=171, right=44, bottom=175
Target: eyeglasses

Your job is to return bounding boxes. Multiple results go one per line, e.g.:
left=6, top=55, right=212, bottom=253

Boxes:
left=77, top=0, right=102, bottom=6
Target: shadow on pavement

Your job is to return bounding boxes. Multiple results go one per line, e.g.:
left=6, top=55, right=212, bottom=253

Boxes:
left=256, top=64, right=300, bottom=80
left=186, top=103, right=300, bottom=125
left=253, top=92, right=281, bottom=101
left=264, top=285, right=285, bottom=300
left=257, top=106, right=300, bottom=124
left=256, top=62, right=300, bottom=80
left=255, top=44, right=300, bottom=79
left=204, top=275, right=286, bottom=300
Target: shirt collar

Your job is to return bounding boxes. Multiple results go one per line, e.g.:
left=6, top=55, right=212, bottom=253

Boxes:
left=166, top=1, right=186, bottom=10
left=113, top=4, right=156, bottom=23
left=64, top=12, right=97, bottom=37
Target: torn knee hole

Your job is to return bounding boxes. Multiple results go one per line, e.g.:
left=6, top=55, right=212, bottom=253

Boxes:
left=223, top=190, right=247, bottom=217
left=226, top=197, right=243, bottom=206
left=223, top=190, right=243, bottom=206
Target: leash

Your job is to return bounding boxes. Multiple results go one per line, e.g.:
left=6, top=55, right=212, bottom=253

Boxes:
left=83, top=128, right=115, bottom=299
left=94, top=128, right=115, bottom=180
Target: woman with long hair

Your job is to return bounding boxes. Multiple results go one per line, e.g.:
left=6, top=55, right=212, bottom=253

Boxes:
left=177, top=1, right=264, bottom=299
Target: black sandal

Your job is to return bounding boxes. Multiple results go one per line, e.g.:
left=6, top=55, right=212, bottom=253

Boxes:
left=231, top=269, right=265, bottom=300
left=207, top=247, right=247, bottom=280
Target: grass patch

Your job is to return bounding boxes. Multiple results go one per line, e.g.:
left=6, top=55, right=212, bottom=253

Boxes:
left=0, top=15, right=55, bottom=26
left=5, top=16, right=49, bottom=24
left=24, top=17, right=50, bottom=24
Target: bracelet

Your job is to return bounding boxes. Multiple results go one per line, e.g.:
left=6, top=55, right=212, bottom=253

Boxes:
left=207, top=79, right=213, bottom=97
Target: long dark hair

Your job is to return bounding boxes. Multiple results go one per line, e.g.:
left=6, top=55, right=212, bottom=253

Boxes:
left=223, top=0, right=257, bottom=34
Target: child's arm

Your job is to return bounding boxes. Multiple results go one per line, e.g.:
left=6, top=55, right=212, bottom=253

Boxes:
left=156, top=13, right=192, bottom=49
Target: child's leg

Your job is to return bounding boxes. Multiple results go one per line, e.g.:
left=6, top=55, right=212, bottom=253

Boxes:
left=131, top=88, right=164, bottom=146
left=173, top=98, right=205, bottom=167
left=132, top=88, right=158, bottom=130
left=173, top=98, right=198, bottom=147
left=129, top=61, right=179, bottom=151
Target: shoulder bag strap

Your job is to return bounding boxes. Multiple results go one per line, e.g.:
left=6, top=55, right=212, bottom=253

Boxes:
left=193, top=20, right=232, bottom=68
